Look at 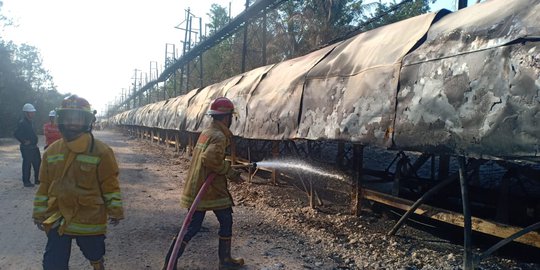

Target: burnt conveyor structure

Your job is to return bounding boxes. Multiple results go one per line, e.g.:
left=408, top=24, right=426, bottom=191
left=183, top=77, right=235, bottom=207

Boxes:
left=108, top=0, right=540, bottom=268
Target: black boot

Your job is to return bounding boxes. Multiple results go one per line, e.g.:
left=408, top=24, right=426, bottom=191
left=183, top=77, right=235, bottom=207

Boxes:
left=218, top=237, right=244, bottom=270
left=23, top=181, right=34, bottom=187
left=90, top=258, right=105, bottom=270
left=162, top=237, right=188, bottom=270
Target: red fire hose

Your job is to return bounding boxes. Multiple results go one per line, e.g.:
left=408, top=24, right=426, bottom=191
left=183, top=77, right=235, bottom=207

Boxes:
left=166, top=173, right=217, bottom=270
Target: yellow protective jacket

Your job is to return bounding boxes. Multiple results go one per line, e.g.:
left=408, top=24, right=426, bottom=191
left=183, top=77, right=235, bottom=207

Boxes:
left=33, top=133, right=124, bottom=236
left=180, top=121, right=236, bottom=211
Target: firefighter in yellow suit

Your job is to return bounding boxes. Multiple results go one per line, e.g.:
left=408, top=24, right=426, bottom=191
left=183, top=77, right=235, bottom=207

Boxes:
left=166, top=97, right=243, bottom=270
left=32, top=95, right=124, bottom=270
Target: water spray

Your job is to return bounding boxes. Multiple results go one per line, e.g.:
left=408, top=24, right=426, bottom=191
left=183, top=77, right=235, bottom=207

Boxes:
left=255, top=158, right=347, bottom=181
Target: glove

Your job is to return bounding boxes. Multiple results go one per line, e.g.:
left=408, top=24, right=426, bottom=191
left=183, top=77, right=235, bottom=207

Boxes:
left=33, top=219, right=44, bottom=231
left=109, top=217, right=121, bottom=226
left=226, top=169, right=243, bottom=183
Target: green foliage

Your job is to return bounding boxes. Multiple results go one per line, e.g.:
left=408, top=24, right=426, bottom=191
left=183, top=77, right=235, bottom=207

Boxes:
left=206, top=3, right=230, bottom=35
left=0, top=3, right=65, bottom=137
left=361, top=0, right=433, bottom=31
left=129, top=0, right=434, bottom=108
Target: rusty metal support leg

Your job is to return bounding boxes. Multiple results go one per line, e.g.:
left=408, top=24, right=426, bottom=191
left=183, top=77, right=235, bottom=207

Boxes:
left=247, top=142, right=252, bottom=183
left=231, top=137, right=237, bottom=165
left=271, top=141, right=280, bottom=185
left=439, top=155, right=450, bottom=181
left=351, top=144, right=364, bottom=216
left=496, top=169, right=514, bottom=223
left=458, top=157, right=473, bottom=270
left=336, top=141, right=345, bottom=168
left=476, top=221, right=540, bottom=264
left=175, top=133, right=180, bottom=152
left=392, top=155, right=405, bottom=196
left=187, top=134, right=193, bottom=157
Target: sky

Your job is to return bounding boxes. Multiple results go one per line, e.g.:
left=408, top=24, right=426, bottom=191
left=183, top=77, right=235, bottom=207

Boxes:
left=1, top=0, right=478, bottom=115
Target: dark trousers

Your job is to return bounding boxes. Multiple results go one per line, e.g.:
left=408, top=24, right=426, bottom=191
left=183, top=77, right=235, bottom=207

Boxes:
left=183, top=207, right=233, bottom=242
left=20, top=147, right=41, bottom=184
left=43, top=228, right=106, bottom=270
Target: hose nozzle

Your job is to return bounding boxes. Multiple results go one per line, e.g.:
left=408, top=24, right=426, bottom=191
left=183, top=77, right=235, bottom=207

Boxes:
left=231, top=162, right=257, bottom=169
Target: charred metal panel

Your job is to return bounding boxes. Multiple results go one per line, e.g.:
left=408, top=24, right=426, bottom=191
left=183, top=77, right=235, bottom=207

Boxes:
left=243, top=46, right=338, bottom=140
left=405, top=0, right=539, bottom=65
left=224, top=65, right=275, bottom=136
left=394, top=0, right=540, bottom=162
left=156, top=99, right=176, bottom=130
left=163, top=91, right=199, bottom=131
left=396, top=44, right=540, bottom=162
left=184, top=75, right=243, bottom=133
left=298, top=12, right=438, bottom=145
left=133, top=104, right=149, bottom=126
left=146, top=101, right=168, bottom=128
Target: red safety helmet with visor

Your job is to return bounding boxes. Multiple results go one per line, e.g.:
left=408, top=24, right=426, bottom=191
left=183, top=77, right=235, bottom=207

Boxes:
left=207, top=97, right=235, bottom=115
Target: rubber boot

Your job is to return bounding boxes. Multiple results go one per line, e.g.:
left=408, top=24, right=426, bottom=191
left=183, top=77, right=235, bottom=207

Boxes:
left=162, top=238, right=188, bottom=270
left=90, top=258, right=105, bottom=270
left=218, top=237, right=244, bottom=270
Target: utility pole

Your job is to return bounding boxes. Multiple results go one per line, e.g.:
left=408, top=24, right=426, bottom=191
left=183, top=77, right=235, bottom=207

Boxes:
left=164, top=45, right=175, bottom=96
left=121, top=88, right=125, bottom=112
left=186, top=15, right=193, bottom=91
left=241, top=0, right=249, bottom=72
left=132, top=69, right=140, bottom=108
left=262, top=10, right=267, bottom=66
left=199, top=16, right=203, bottom=88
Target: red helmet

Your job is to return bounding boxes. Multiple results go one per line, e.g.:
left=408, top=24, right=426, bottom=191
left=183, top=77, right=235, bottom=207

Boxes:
left=207, top=97, right=235, bottom=115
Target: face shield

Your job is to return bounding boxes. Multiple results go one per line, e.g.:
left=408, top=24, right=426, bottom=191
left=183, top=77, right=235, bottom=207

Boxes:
left=57, top=109, right=93, bottom=140
left=57, top=109, right=92, bottom=126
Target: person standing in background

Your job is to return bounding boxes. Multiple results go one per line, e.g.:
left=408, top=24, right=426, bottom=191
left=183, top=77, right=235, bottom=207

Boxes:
left=14, top=103, right=41, bottom=187
left=43, top=110, right=62, bottom=149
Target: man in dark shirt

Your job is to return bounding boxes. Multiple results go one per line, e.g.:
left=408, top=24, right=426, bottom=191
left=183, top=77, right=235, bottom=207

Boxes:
left=14, top=103, right=41, bottom=187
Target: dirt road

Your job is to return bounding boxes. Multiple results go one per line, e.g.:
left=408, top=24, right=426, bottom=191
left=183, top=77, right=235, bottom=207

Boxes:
left=1, top=130, right=538, bottom=270
left=0, top=130, right=336, bottom=270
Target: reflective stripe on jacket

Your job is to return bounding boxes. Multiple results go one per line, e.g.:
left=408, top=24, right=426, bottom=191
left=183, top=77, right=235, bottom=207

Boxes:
left=33, top=133, right=124, bottom=236
left=180, top=121, right=234, bottom=211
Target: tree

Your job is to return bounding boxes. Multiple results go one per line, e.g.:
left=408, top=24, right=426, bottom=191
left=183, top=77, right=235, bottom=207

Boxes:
left=206, top=3, right=230, bottom=35
left=361, top=0, right=433, bottom=31
left=0, top=1, right=64, bottom=137
left=159, top=0, right=434, bottom=101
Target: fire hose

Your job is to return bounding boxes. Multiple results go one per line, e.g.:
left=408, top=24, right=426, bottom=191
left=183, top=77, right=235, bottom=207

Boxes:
left=165, top=173, right=217, bottom=270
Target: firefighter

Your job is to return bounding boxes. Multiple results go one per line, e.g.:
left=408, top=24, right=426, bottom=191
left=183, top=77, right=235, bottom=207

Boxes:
left=167, top=97, right=244, bottom=270
left=32, top=95, right=124, bottom=270
left=43, top=110, right=62, bottom=149
left=14, top=103, right=41, bottom=187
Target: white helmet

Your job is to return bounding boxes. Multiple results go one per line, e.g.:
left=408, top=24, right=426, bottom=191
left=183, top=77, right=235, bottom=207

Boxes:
left=22, top=103, right=36, bottom=112
left=49, top=110, right=56, bottom=117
